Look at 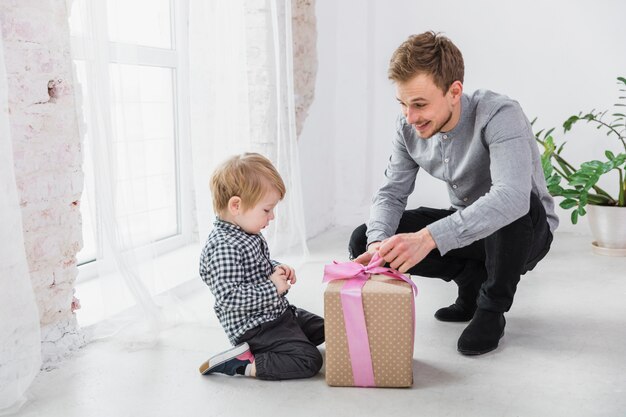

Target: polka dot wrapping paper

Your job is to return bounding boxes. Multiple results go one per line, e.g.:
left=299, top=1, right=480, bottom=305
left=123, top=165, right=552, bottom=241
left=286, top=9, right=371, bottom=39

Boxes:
left=324, top=275, right=415, bottom=387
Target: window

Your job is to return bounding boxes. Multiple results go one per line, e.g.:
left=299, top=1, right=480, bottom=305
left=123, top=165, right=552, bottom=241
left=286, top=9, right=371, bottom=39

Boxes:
left=69, top=0, right=192, bottom=272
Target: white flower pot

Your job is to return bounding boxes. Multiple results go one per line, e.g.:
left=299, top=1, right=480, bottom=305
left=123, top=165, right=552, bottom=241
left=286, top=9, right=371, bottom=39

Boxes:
left=587, top=204, right=626, bottom=256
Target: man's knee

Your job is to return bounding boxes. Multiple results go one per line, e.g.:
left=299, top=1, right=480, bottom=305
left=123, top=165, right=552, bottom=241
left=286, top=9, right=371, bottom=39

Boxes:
left=348, top=223, right=368, bottom=260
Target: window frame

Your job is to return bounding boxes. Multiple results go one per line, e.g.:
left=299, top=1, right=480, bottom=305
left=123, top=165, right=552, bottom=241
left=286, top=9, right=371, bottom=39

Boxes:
left=72, top=0, right=194, bottom=281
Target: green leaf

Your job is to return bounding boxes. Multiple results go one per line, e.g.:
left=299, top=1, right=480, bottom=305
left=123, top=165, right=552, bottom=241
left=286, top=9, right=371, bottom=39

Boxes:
left=617, top=76, right=626, bottom=85
left=583, top=112, right=597, bottom=121
left=563, top=115, right=579, bottom=132
left=569, top=171, right=591, bottom=185
left=561, top=190, right=581, bottom=198
left=583, top=176, right=601, bottom=191
left=547, top=175, right=562, bottom=189
left=541, top=157, right=553, bottom=176
left=615, top=153, right=626, bottom=165
left=544, top=128, right=555, bottom=139
left=560, top=199, right=578, bottom=209
left=571, top=210, right=579, bottom=224
left=581, top=160, right=603, bottom=170
left=606, top=150, right=616, bottom=160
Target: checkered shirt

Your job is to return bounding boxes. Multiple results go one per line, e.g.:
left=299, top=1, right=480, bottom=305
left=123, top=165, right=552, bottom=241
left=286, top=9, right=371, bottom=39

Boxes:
left=199, top=218, right=289, bottom=345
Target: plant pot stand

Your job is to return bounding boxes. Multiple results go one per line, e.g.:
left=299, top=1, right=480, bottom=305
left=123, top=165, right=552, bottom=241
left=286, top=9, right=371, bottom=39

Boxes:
left=591, top=241, right=626, bottom=257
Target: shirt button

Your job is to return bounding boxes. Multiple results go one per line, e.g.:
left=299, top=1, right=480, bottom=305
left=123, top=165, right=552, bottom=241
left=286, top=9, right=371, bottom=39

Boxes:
left=442, top=134, right=448, bottom=140
left=444, top=158, right=449, bottom=163
left=463, top=197, right=468, bottom=202
left=452, top=184, right=458, bottom=189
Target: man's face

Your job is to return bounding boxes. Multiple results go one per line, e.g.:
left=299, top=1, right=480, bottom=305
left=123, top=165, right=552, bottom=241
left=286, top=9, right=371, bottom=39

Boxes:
left=395, top=73, right=462, bottom=139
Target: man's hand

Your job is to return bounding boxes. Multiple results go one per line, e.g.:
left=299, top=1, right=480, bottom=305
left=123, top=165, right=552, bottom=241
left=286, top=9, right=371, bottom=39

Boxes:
left=378, top=228, right=437, bottom=273
left=269, top=268, right=291, bottom=295
left=353, top=241, right=382, bottom=265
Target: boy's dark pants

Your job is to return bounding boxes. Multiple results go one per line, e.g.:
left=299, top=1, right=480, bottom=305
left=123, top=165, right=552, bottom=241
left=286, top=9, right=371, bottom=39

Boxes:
left=349, top=193, right=553, bottom=313
left=237, top=306, right=324, bottom=380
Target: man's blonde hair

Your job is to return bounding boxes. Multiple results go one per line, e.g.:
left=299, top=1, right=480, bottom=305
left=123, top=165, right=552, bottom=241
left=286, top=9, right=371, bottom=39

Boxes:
left=388, top=31, right=464, bottom=93
left=210, top=153, right=286, bottom=217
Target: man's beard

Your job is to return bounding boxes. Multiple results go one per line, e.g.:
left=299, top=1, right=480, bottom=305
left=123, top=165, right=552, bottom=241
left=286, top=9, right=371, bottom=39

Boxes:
left=415, top=110, right=453, bottom=139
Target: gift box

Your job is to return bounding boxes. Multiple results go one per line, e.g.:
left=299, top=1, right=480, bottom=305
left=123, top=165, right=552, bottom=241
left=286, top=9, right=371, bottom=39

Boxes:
left=323, top=255, right=416, bottom=388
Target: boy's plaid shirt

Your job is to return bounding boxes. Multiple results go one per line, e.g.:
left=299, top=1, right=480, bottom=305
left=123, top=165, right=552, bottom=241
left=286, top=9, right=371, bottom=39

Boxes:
left=199, top=218, right=289, bottom=344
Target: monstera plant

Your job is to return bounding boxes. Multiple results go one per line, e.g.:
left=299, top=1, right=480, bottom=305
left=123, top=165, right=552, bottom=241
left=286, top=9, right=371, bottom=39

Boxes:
left=535, top=76, right=626, bottom=255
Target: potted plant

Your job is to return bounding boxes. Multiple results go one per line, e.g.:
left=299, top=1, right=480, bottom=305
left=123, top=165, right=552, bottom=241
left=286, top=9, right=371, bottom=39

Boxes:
left=535, top=76, right=626, bottom=256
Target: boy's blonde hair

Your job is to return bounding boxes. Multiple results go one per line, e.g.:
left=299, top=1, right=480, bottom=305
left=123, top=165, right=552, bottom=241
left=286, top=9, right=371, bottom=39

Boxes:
left=210, top=153, right=286, bottom=217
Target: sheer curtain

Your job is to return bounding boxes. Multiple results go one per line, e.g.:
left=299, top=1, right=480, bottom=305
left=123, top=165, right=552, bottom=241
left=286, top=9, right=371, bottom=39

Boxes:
left=66, top=0, right=308, bottom=345
left=67, top=0, right=184, bottom=345
left=0, top=27, right=42, bottom=415
left=189, top=0, right=308, bottom=262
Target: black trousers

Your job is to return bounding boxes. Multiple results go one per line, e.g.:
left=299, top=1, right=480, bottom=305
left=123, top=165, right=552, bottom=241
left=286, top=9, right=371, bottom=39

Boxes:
left=237, top=306, right=324, bottom=380
left=349, top=193, right=553, bottom=313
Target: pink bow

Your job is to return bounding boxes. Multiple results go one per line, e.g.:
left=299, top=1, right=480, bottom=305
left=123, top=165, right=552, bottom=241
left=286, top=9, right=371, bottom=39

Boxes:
left=323, top=253, right=418, bottom=294
left=323, top=253, right=417, bottom=387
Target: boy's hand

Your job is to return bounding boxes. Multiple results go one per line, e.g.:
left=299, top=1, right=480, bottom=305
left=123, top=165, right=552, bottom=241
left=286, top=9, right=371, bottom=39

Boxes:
left=276, top=264, right=297, bottom=284
left=269, top=268, right=291, bottom=295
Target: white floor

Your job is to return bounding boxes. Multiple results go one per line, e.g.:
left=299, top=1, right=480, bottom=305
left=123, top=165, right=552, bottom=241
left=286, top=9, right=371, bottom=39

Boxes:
left=16, top=228, right=626, bottom=417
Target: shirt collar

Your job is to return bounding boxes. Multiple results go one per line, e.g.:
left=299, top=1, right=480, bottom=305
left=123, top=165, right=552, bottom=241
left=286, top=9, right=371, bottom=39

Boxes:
left=214, top=217, right=246, bottom=235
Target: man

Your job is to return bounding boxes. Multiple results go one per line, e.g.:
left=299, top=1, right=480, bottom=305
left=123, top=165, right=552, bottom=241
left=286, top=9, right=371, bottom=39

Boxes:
left=349, top=31, right=558, bottom=355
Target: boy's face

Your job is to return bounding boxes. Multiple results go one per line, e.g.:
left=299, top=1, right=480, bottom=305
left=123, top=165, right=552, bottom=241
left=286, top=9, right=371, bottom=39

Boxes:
left=235, top=188, right=281, bottom=235
left=395, top=72, right=462, bottom=139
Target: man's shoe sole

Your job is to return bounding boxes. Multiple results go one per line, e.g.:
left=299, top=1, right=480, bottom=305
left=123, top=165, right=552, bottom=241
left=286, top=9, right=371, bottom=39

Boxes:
left=435, top=315, right=473, bottom=322
left=199, top=342, right=250, bottom=375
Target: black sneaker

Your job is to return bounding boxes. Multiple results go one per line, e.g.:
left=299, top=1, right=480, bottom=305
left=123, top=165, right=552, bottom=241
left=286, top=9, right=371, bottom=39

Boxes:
left=199, top=343, right=253, bottom=375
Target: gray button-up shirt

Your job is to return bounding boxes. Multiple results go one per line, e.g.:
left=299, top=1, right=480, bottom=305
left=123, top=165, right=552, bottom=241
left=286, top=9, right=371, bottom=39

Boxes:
left=367, top=89, right=559, bottom=255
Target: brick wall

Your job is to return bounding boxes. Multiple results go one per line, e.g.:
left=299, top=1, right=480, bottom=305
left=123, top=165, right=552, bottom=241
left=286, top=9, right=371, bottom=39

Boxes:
left=292, top=0, right=316, bottom=138
left=1, top=0, right=85, bottom=369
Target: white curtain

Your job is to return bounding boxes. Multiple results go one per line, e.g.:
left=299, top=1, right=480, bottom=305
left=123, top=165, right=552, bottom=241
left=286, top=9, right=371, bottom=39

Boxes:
left=65, top=0, right=308, bottom=345
left=67, top=0, right=183, bottom=346
left=0, top=25, right=42, bottom=415
left=189, top=0, right=308, bottom=262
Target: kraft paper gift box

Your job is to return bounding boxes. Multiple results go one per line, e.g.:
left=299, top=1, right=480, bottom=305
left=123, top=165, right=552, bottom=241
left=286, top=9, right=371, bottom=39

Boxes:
left=323, top=255, right=416, bottom=388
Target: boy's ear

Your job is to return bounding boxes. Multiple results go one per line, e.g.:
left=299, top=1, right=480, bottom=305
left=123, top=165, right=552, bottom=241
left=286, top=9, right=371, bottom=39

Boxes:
left=227, top=196, right=242, bottom=215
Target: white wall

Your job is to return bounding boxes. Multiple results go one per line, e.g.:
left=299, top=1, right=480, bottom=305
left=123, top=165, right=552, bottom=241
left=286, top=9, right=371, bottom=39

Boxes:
left=299, top=0, right=626, bottom=238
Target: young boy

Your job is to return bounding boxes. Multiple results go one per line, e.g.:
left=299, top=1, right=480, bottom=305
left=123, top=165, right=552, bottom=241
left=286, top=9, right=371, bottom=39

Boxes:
left=199, top=153, right=324, bottom=380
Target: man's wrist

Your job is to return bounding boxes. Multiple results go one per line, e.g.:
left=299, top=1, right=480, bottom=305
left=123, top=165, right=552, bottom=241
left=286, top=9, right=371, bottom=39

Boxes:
left=417, top=228, right=437, bottom=250
left=367, top=241, right=381, bottom=252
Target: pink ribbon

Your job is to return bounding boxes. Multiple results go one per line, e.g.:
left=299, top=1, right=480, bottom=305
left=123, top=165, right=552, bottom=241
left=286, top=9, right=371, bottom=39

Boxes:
left=323, top=253, right=417, bottom=387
